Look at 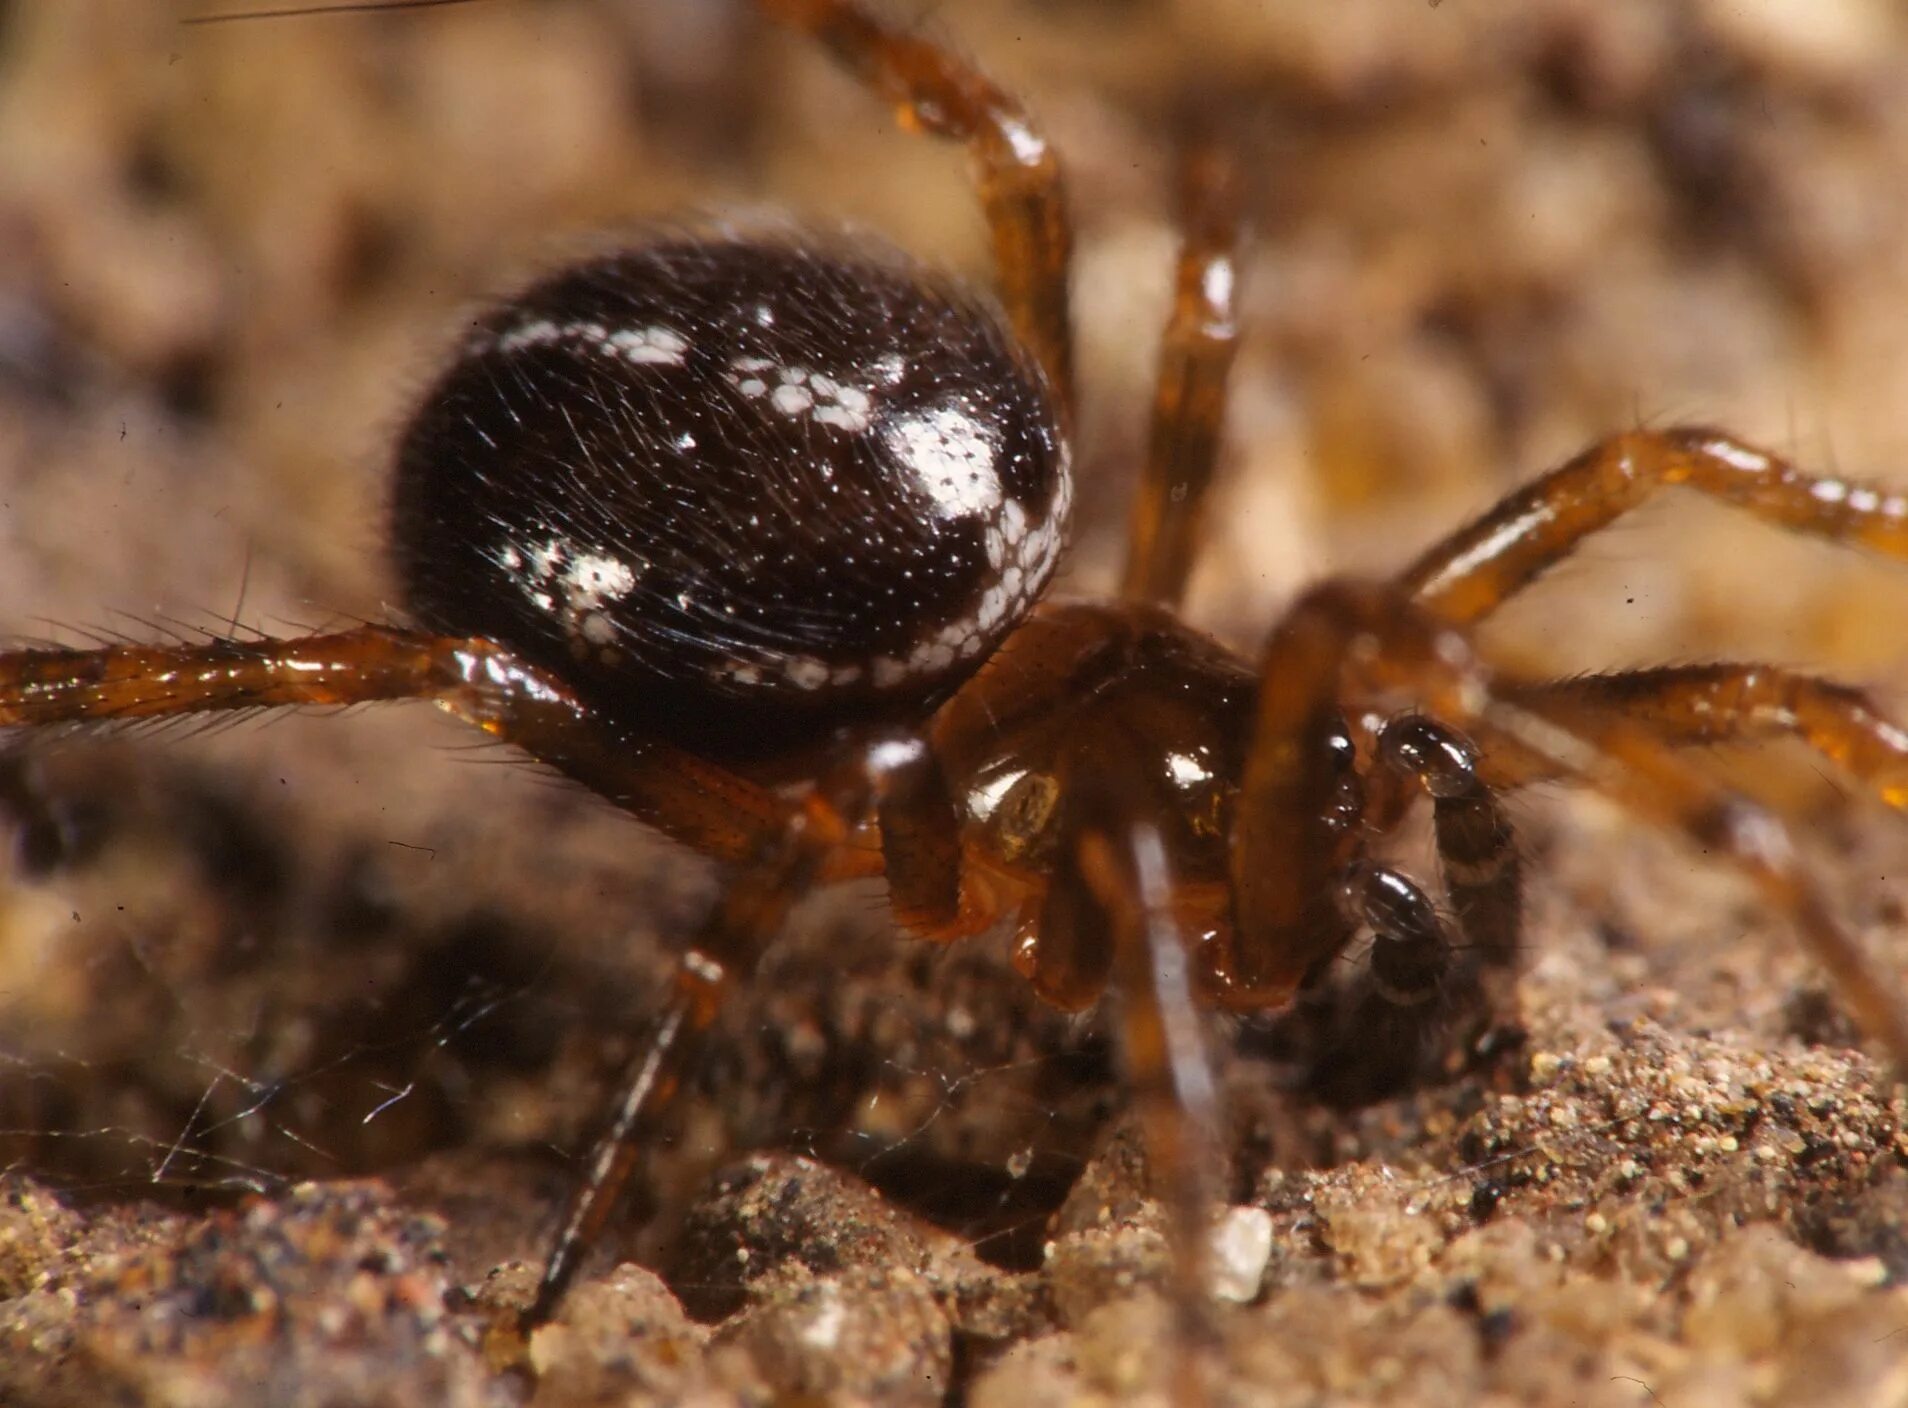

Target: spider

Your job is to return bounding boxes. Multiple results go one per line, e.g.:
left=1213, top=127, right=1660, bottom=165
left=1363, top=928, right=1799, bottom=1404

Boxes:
left=6, top=0, right=1908, bottom=1355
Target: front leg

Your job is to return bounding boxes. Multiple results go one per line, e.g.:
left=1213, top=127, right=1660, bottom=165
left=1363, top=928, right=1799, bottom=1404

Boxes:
left=1398, top=429, right=1908, bottom=625
left=526, top=732, right=946, bottom=1326
left=0, top=627, right=787, bottom=864
left=1232, top=579, right=1908, bottom=1077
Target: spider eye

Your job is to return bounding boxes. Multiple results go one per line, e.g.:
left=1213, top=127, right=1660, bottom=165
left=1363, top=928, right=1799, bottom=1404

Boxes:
left=992, top=770, right=1061, bottom=862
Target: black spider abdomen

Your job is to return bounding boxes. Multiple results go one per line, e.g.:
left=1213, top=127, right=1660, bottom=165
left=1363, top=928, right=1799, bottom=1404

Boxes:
left=391, top=237, right=1070, bottom=763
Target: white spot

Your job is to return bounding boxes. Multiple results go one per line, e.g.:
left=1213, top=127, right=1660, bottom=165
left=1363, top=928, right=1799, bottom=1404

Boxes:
left=563, top=552, right=637, bottom=611
left=999, top=498, right=1028, bottom=547
left=867, top=737, right=928, bottom=775
left=493, top=318, right=566, bottom=353
left=999, top=116, right=1048, bottom=166
left=912, top=641, right=955, bottom=674
left=527, top=538, right=565, bottom=581
left=813, top=382, right=873, bottom=433
left=492, top=318, right=687, bottom=368
left=1201, top=254, right=1236, bottom=312
left=1706, top=439, right=1772, bottom=475
left=681, top=948, right=725, bottom=986
left=771, top=382, right=815, bottom=416
left=579, top=611, right=616, bottom=646
left=882, top=402, right=1003, bottom=521
left=604, top=324, right=689, bottom=365
left=785, top=656, right=829, bottom=690
left=729, top=358, right=874, bottom=433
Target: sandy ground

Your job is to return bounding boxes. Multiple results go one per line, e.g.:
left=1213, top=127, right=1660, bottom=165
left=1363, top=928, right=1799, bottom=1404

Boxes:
left=4, top=2, right=1908, bottom=1404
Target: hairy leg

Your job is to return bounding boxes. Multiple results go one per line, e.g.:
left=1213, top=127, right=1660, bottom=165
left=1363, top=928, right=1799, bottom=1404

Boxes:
left=0, top=633, right=986, bottom=1327
left=1519, top=664, right=1908, bottom=809
left=526, top=738, right=936, bottom=1324
left=1230, top=579, right=1908, bottom=1070
left=1399, top=428, right=1908, bottom=625
left=0, top=627, right=788, bottom=863
left=1121, top=138, right=1244, bottom=607
left=761, top=0, right=1076, bottom=413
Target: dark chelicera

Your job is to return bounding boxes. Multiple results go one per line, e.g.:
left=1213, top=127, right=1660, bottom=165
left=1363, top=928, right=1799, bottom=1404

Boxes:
left=391, top=237, right=1070, bottom=762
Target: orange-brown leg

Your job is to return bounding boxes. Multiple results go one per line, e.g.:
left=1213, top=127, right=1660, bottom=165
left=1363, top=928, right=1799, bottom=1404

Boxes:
left=875, top=740, right=968, bottom=934
left=759, top=0, right=1075, bottom=413
left=0, top=630, right=985, bottom=1323
left=524, top=740, right=932, bottom=1324
left=1229, top=580, right=1908, bottom=1072
left=1121, top=139, right=1244, bottom=607
left=0, top=628, right=790, bottom=863
left=1398, top=428, right=1908, bottom=625
left=1484, top=682, right=1908, bottom=1066
left=1226, top=595, right=1379, bottom=1003
left=1516, top=664, right=1908, bottom=809
left=521, top=730, right=977, bottom=1322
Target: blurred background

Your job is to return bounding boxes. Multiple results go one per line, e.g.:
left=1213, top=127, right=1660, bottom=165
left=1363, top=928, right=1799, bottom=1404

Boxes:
left=3, top=0, right=1908, bottom=1328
